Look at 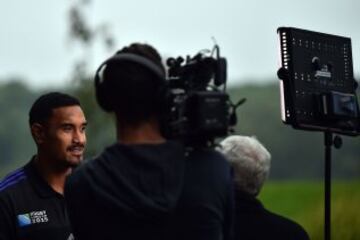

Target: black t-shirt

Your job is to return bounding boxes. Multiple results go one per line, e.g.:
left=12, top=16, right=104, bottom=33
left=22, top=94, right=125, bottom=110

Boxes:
left=0, top=159, right=74, bottom=240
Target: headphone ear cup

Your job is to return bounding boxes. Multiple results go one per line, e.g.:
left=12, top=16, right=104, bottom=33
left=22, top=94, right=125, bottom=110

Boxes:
left=95, top=72, right=114, bottom=112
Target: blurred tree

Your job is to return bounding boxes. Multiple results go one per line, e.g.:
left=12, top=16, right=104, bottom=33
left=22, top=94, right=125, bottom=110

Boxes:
left=66, top=0, right=117, bottom=157
left=1, top=80, right=358, bottom=179
left=67, top=0, right=115, bottom=82
left=0, top=81, right=38, bottom=177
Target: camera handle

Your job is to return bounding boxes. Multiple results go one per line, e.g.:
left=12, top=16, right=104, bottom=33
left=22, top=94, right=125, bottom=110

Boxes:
left=324, top=131, right=342, bottom=240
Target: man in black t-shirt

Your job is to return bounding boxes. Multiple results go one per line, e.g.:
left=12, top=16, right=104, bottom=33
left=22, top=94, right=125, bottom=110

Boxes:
left=0, top=92, right=87, bottom=240
left=65, top=43, right=233, bottom=240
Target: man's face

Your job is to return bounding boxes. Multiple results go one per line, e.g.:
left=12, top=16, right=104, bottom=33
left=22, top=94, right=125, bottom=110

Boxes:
left=39, top=105, right=87, bottom=169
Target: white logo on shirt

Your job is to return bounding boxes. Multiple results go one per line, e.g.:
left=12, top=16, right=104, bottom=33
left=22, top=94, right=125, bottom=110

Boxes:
left=17, top=210, right=49, bottom=227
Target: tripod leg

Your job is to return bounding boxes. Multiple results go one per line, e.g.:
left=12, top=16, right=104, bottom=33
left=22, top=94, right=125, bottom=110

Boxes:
left=324, top=132, right=332, bottom=240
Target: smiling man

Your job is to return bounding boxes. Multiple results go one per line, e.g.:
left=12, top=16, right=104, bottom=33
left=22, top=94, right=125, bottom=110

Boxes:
left=0, top=92, right=87, bottom=240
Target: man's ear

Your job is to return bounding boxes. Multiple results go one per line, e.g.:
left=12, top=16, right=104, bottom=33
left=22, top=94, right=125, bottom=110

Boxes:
left=31, top=123, right=46, bottom=145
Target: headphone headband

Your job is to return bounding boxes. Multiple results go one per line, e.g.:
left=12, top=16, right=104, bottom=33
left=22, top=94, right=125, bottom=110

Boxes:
left=96, top=53, right=165, bottom=84
left=94, top=52, right=167, bottom=112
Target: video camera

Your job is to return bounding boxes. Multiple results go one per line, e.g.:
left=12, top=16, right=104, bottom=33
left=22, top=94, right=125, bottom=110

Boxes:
left=164, top=45, right=241, bottom=147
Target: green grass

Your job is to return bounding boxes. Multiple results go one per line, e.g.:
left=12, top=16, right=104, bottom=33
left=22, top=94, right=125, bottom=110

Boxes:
left=259, top=180, right=360, bottom=240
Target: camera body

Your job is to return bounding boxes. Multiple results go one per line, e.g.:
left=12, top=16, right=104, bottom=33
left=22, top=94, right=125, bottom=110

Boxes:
left=94, top=44, right=239, bottom=146
left=164, top=46, right=236, bottom=146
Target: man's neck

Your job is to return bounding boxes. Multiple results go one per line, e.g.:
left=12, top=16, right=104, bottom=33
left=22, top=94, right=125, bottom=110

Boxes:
left=34, top=154, right=71, bottom=195
left=116, top=119, right=166, bottom=145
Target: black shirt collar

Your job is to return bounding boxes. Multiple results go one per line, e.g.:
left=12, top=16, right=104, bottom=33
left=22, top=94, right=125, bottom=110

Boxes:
left=24, top=157, right=62, bottom=199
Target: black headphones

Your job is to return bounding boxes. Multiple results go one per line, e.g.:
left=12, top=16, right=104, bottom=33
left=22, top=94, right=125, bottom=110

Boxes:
left=94, top=53, right=168, bottom=112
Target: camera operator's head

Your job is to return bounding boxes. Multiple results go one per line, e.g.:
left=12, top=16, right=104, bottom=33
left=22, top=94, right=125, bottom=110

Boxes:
left=219, top=135, right=271, bottom=196
left=95, top=43, right=167, bottom=143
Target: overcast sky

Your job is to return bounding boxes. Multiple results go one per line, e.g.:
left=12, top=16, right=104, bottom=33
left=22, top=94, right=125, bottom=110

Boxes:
left=1, top=0, right=360, bottom=89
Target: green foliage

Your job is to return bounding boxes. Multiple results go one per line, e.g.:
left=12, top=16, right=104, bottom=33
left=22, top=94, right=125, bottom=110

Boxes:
left=0, top=80, right=359, bottom=180
left=259, top=180, right=360, bottom=240
left=0, top=81, right=37, bottom=176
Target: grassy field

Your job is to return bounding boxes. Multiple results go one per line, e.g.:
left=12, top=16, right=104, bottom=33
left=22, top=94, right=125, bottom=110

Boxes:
left=259, top=180, right=360, bottom=240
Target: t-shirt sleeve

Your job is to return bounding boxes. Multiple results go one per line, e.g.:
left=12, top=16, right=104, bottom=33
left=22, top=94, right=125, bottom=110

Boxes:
left=0, top=196, right=15, bottom=240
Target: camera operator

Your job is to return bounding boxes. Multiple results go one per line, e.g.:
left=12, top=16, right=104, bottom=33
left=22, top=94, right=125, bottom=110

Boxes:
left=218, top=135, right=309, bottom=240
left=64, top=43, right=234, bottom=240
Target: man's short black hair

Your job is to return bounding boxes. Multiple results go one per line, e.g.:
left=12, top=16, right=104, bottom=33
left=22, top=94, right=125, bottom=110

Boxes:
left=102, top=43, right=166, bottom=125
left=29, top=92, right=81, bottom=126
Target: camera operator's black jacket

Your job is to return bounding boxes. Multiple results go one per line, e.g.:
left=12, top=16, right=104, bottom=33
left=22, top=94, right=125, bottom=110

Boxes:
left=65, top=141, right=233, bottom=240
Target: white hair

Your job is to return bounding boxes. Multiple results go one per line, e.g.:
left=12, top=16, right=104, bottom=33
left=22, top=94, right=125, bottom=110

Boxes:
left=218, top=135, right=271, bottom=196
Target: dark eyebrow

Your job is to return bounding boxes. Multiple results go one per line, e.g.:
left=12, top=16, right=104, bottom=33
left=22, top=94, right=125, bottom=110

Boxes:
left=59, top=121, right=87, bottom=128
left=60, top=123, right=74, bottom=128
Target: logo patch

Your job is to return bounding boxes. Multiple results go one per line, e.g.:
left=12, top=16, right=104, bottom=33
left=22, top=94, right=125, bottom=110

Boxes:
left=17, top=214, right=31, bottom=227
left=17, top=210, right=49, bottom=227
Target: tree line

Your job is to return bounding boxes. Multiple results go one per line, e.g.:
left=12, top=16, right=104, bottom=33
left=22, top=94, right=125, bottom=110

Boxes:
left=0, top=79, right=359, bottom=179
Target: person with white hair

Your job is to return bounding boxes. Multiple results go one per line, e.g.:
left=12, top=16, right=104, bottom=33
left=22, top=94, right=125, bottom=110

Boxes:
left=218, top=135, right=309, bottom=240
